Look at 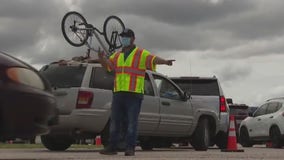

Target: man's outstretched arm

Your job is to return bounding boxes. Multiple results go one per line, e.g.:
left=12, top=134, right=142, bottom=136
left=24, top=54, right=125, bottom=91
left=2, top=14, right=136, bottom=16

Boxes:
left=98, top=51, right=109, bottom=69
left=154, top=56, right=175, bottom=66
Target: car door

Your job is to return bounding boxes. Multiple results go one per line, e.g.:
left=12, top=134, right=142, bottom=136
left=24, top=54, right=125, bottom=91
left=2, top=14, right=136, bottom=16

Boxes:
left=152, top=74, right=193, bottom=136
left=138, top=73, right=160, bottom=134
left=259, top=102, right=279, bottom=137
left=248, top=104, right=268, bottom=138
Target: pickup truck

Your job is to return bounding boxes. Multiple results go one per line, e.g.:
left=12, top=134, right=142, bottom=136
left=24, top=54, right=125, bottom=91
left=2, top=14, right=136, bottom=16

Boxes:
left=171, top=76, right=230, bottom=149
left=39, top=61, right=229, bottom=151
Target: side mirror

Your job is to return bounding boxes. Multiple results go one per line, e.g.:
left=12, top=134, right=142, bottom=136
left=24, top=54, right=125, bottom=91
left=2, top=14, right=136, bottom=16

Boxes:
left=183, top=92, right=190, bottom=101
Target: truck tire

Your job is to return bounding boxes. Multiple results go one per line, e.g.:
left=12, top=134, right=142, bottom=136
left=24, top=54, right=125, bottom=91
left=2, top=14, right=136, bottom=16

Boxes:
left=41, top=134, right=74, bottom=151
left=215, top=131, right=228, bottom=149
left=190, top=118, right=210, bottom=151
left=139, top=138, right=154, bottom=151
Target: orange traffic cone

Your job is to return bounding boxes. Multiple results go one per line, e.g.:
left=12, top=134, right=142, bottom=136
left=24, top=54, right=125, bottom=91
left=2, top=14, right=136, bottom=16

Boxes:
left=221, top=115, right=244, bottom=152
left=95, top=135, right=102, bottom=146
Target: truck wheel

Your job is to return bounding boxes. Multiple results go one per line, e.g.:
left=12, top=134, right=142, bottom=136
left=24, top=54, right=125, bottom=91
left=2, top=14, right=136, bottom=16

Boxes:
left=190, top=118, right=210, bottom=151
left=29, top=136, right=36, bottom=144
left=41, top=134, right=74, bottom=151
left=215, top=131, right=228, bottom=149
left=139, top=138, right=154, bottom=151
left=239, top=127, right=253, bottom=147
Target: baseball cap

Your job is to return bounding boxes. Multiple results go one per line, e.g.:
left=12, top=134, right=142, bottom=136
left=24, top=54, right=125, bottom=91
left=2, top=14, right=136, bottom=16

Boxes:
left=120, top=28, right=135, bottom=38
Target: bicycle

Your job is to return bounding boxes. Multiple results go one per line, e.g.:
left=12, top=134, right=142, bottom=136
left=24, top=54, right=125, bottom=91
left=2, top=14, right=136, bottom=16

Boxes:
left=61, top=11, right=125, bottom=56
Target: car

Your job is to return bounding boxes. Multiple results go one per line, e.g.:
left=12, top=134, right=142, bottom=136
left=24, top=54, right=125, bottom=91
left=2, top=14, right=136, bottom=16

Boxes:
left=228, top=103, right=249, bottom=141
left=239, top=97, right=284, bottom=148
left=0, top=51, right=58, bottom=141
left=170, top=76, right=230, bottom=149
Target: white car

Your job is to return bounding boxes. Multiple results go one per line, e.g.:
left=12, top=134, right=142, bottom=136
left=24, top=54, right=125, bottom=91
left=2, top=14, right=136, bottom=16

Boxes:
left=239, top=97, right=284, bottom=148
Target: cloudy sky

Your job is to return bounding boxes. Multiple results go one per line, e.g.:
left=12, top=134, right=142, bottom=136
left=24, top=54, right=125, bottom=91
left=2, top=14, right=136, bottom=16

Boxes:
left=1, top=0, right=284, bottom=106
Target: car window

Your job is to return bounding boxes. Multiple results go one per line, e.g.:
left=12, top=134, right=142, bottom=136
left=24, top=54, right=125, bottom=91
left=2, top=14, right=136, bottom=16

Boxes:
left=229, top=108, right=248, bottom=116
left=254, top=104, right=268, bottom=117
left=172, top=79, right=219, bottom=96
left=40, top=65, right=86, bottom=88
left=144, top=74, right=154, bottom=96
left=90, top=67, right=114, bottom=90
left=154, top=75, right=182, bottom=100
left=248, top=106, right=258, bottom=115
left=267, top=102, right=279, bottom=114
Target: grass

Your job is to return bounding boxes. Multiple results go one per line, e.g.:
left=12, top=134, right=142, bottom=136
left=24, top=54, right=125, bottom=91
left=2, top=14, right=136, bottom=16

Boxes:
left=0, top=143, right=44, bottom=149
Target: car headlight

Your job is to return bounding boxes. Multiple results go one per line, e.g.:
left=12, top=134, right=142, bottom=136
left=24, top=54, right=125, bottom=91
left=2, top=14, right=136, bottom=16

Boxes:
left=6, top=67, right=45, bottom=90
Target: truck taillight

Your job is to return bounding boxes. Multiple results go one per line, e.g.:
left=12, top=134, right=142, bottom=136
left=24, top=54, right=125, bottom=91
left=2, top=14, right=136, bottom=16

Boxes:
left=76, top=91, right=93, bottom=109
left=220, top=96, right=227, bottom=112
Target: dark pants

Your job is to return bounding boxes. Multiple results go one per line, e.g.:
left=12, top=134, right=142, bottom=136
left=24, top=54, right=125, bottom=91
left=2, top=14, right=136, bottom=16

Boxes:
left=108, top=92, right=143, bottom=150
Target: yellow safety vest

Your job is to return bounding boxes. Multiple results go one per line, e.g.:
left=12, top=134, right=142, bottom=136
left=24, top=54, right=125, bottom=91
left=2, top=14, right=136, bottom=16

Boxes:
left=107, top=47, right=156, bottom=94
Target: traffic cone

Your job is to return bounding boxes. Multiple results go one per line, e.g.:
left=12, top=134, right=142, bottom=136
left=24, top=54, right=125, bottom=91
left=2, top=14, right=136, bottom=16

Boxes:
left=95, top=135, right=102, bottom=146
left=221, top=115, right=244, bottom=152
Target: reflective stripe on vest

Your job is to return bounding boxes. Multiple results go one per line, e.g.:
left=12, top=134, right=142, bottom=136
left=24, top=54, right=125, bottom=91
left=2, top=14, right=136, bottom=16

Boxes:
left=146, top=54, right=155, bottom=70
left=130, top=49, right=143, bottom=91
left=113, top=48, right=146, bottom=93
left=113, top=53, right=120, bottom=91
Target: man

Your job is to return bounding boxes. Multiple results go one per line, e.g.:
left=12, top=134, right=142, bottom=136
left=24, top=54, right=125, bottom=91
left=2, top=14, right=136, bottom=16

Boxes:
left=98, top=28, right=175, bottom=156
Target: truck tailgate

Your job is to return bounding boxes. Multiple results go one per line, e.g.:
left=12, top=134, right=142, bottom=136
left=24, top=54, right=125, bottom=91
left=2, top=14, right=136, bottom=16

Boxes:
left=53, top=88, right=80, bottom=115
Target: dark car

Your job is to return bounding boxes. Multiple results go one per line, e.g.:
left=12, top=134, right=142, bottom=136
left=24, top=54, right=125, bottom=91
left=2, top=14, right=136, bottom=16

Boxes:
left=228, top=103, right=249, bottom=141
left=0, top=51, right=58, bottom=141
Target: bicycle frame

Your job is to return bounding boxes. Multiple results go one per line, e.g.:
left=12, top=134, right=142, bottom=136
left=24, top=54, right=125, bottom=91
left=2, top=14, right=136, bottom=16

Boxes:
left=76, top=25, right=111, bottom=56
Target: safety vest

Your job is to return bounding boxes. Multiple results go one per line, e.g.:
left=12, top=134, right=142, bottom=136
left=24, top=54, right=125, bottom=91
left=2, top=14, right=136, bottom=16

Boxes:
left=108, top=47, right=156, bottom=94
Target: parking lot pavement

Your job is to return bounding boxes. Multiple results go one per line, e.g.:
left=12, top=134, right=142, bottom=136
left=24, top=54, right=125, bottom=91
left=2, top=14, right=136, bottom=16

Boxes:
left=0, top=145, right=283, bottom=160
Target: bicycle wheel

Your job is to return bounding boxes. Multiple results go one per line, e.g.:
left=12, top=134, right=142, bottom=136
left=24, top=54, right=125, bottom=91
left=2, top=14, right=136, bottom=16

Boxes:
left=61, top=11, right=89, bottom=47
left=103, top=15, right=125, bottom=52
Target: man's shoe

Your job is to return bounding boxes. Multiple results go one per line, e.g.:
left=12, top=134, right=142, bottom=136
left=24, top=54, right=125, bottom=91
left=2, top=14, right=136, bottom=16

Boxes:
left=99, top=147, right=117, bottom=155
left=124, top=149, right=135, bottom=156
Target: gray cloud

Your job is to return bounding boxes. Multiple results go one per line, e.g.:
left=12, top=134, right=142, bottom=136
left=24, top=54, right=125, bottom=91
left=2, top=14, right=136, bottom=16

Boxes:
left=0, top=0, right=69, bottom=60
left=2, top=0, right=282, bottom=60
left=78, top=0, right=256, bottom=52
left=81, top=0, right=253, bottom=25
left=215, top=62, right=252, bottom=84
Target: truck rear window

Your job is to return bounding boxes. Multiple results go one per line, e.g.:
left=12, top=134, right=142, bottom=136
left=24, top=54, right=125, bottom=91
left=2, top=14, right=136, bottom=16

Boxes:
left=229, top=108, right=248, bottom=115
left=171, top=79, right=219, bottom=96
left=40, top=65, right=86, bottom=88
left=90, top=67, right=114, bottom=90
